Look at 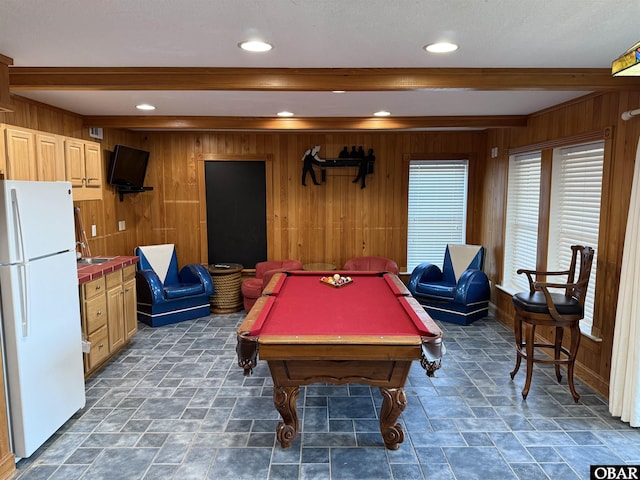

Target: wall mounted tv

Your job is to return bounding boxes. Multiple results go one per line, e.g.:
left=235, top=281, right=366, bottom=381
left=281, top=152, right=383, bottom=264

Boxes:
left=107, top=145, right=153, bottom=199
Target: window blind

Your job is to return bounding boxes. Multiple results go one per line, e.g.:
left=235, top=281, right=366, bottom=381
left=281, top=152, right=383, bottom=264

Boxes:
left=503, top=152, right=541, bottom=293
left=407, top=160, right=468, bottom=270
left=548, top=141, right=603, bottom=334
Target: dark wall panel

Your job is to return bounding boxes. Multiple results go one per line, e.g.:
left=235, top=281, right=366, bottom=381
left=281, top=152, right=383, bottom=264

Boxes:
left=205, top=161, right=267, bottom=267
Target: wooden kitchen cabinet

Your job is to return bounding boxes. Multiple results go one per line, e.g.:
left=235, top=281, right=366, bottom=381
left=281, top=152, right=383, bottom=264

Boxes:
left=1, top=124, right=90, bottom=186
left=65, top=138, right=103, bottom=201
left=80, top=264, right=137, bottom=377
left=0, top=128, right=5, bottom=179
left=106, top=271, right=125, bottom=352
left=0, top=353, right=15, bottom=479
left=123, top=266, right=138, bottom=340
left=3, top=125, right=36, bottom=180
left=80, top=276, right=109, bottom=373
left=35, top=132, right=65, bottom=181
left=1, top=125, right=65, bottom=181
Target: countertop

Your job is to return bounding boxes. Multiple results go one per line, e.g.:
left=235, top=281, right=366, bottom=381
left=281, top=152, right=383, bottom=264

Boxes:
left=76, top=256, right=139, bottom=285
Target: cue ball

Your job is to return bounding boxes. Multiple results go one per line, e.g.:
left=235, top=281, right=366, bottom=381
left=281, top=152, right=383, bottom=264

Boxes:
left=333, top=273, right=341, bottom=281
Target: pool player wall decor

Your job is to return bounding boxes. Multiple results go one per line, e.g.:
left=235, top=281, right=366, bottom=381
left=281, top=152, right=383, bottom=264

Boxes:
left=301, top=145, right=375, bottom=188
left=301, top=145, right=323, bottom=186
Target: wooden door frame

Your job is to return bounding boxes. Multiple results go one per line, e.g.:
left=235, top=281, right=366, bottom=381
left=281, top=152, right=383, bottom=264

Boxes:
left=197, top=153, right=274, bottom=265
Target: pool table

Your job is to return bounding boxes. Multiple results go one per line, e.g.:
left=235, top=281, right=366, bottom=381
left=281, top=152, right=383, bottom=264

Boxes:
left=236, top=270, right=444, bottom=450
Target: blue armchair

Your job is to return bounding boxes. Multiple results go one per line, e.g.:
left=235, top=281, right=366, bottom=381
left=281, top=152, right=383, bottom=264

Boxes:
left=408, top=244, right=490, bottom=325
left=135, top=244, right=215, bottom=327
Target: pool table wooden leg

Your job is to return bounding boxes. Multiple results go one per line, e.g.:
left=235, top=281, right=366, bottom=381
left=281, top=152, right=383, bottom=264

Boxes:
left=379, top=387, right=407, bottom=450
left=273, top=385, right=300, bottom=448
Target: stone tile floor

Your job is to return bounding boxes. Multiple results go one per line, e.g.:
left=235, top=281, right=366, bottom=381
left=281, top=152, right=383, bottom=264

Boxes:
left=13, top=313, right=640, bottom=479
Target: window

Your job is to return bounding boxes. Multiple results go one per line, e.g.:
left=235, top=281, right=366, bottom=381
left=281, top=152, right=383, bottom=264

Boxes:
left=407, top=160, right=468, bottom=271
left=502, top=152, right=542, bottom=293
left=501, top=140, right=604, bottom=336
left=548, top=141, right=604, bottom=333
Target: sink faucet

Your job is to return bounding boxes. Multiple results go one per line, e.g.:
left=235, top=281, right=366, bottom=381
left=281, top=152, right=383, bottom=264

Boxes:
left=76, top=241, right=86, bottom=260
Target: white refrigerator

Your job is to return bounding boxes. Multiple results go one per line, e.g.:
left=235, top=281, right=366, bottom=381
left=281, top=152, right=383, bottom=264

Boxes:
left=0, top=180, right=85, bottom=458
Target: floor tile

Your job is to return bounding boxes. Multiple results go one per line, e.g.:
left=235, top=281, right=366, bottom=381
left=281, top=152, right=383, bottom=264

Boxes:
left=12, top=313, right=640, bottom=480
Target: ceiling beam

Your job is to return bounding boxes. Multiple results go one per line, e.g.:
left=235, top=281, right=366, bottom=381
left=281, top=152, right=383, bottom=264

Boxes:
left=10, top=67, right=640, bottom=92
left=82, top=115, right=527, bottom=130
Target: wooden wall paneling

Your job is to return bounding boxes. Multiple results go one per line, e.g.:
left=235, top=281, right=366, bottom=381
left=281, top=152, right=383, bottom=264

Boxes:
left=264, top=152, right=275, bottom=263
left=484, top=129, right=510, bottom=293
left=196, top=151, right=208, bottom=264
left=591, top=127, right=617, bottom=341
left=139, top=134, right=166, bottom=248
left=536, top=149, right=553, bottom=271
left=0, top=96, right=84, bottom=136
left=0, top=127, right=5, bottom=179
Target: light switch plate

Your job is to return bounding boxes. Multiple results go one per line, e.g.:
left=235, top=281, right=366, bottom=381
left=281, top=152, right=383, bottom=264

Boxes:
left=91, top=225, right=97, bottom=237
left=118, top=220, right=126, bottom=231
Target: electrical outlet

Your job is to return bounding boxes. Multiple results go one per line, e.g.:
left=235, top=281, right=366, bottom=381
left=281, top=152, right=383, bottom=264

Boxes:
left=118, top=220, right=126, bottom=231
left=91, top=225, right=97, bottom=237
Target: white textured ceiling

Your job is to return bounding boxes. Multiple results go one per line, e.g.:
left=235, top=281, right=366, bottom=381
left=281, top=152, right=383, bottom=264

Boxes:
left=1, top=0, right=639, bottom=127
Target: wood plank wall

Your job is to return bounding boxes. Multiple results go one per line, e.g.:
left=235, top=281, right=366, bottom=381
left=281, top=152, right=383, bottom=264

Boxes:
left=4, top=90, right=640, bottom=397
left=141, top=131, right=487, bottom=271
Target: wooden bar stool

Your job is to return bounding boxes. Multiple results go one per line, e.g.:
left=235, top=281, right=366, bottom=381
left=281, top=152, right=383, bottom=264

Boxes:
left=510, top=245, right=594, bottom=402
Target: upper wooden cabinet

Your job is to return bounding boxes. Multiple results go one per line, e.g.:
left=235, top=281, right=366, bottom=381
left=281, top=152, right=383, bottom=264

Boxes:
left=1, top=125, right=65, bottom=181
left=0, top=124, right=98, bottom=197
left=3, top=126, right=35, bottom=180
left=35, top=133, right=65, bottom=181
left=64, top=138, right=103, bottom=201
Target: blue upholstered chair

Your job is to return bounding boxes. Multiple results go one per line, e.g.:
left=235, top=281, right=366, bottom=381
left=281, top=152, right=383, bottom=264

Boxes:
left=407, top=244, right=490, bottom=325
left=135, top=244, right=214, bottom=327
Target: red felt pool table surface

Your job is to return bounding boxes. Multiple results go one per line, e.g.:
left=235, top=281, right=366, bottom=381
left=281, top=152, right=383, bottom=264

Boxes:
left=248, top=270, right=437, bottom=338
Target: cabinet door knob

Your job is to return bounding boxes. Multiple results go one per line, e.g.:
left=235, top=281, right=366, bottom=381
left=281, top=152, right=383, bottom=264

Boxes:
left=98, top=343, right=104, bottom=349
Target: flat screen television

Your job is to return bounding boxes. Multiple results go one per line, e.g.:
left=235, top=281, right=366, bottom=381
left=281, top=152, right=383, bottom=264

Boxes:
left=107, top=144, right=150, bottom=189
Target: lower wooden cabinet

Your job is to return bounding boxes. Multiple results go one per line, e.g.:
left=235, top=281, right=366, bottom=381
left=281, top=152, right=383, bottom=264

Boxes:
left=107, top=270, right=125, bottom=352
left=86, top=325, right=109, bottom=372
left=80, top=264, right=138, bottom=377
left=124, top=277, right=137, bottom=338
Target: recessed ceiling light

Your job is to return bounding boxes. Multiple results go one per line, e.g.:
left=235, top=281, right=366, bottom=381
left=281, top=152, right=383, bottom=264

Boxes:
left=424, top=42, right=459, bottom=53
left=136, top=103, right=156, bottom=111
left=374, top=110, right=391, bottom=117
left=239, top=40, right=273, bottom=52
left=277, top=111, right=294, bottom=117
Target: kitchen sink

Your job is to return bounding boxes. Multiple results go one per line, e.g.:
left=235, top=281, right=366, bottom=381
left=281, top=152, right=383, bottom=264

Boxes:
left=77, top=257, right=115, bottom=265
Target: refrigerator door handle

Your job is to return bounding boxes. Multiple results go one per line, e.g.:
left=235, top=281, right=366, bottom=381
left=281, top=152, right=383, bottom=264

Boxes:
left=17, top=263, right=29, bottom=337
left=10, top=188, right=27, bottom=264
left=10, top=188, right=30, bottom=337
